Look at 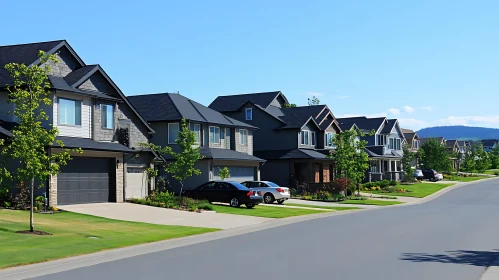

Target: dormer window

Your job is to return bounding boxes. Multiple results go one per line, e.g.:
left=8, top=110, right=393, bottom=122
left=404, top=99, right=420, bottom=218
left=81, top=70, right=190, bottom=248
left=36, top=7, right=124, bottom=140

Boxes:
left=311, top=131, right=316, bottom=146
left=300, top=130, right=310, bottom=145
left=245, top=108, right=252, bottom=120
left=377, top=134, right=387, bottom=146
left=326, top=132, right=334, bottom=147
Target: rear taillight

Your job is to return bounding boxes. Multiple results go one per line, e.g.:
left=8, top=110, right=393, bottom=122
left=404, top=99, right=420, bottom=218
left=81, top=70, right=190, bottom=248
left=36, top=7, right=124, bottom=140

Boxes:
left=276, top=188, right=285, bottom=193
left=247, top=191, right=252, bottom=197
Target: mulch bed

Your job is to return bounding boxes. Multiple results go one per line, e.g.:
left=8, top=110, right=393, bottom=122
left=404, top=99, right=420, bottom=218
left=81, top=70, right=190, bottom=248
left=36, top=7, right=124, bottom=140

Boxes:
left=16, top=230, right=52, bottom=236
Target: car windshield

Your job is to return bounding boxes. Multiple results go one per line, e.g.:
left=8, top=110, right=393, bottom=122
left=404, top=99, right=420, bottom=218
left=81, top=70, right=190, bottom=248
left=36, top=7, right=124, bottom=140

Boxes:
left=267, top=182, right=281, bottom=188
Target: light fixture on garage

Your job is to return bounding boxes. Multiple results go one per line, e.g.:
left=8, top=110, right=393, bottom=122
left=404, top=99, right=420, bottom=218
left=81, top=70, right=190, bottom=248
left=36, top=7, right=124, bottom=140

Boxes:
left=116, top=159, right=120, bottom=169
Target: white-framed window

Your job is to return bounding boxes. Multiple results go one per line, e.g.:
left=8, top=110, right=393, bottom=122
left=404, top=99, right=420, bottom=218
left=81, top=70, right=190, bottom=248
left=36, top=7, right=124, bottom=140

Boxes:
left=221, top=128, right=225, bottom=140
left=396, top=138, right=401, bottom=150
left=325, top=132, right=334, bottom=147
left=168, top=123, right=180, bottom=144
left=245, top=108, right=252, bottom=120
left=193, top=124, right=201, bottom=144
left=414, top=140, right=419, bottom=149
left=311, top=131, right=316, bottom=146
left=101, top=104, right=114, bottom=129
left=58, top=97, right=82, bottom=126
left=209, top=126, right=220, bottom=144
left=389, top=138, right=394, bottom=149
left=240, top=129, right=248, bottom=145
left=377, top=134, right=387, bottom=146
left=300, top=130, right=309, bottom=145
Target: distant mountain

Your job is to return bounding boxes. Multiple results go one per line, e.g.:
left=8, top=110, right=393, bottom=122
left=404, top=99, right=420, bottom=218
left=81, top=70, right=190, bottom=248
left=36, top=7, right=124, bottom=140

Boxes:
left=417, top=126, right=499, bottom=140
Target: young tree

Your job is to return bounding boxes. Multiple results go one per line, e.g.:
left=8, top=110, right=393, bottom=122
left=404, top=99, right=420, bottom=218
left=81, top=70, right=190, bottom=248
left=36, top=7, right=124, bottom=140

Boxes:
left=401, top=144, right=415, bottom=182
left=472, top=142, right=491, bottom=173
left=1, top=51, right=77, bottom=232
left=462, top=147, right=476, bottom=174
left=329, top=129, right=370, bottom=196
left=308, top=96, right=320, bottom=106
left=419, top=139, right=452, bottom=172
left=489, top=145, right=499, bottom=169
left=141, top=118, right=203, bottom=195
left=217, top=167, right=230, bottom=180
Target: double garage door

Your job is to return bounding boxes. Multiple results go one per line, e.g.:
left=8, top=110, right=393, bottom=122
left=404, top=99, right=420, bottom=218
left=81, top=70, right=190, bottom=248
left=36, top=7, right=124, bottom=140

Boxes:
left=57, top=157, right=113, bottom=205
left=213, top=166, right=255, bottom=182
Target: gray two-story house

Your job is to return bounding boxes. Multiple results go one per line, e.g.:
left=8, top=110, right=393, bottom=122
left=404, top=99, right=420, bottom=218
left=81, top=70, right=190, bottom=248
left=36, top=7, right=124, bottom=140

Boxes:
left=208, top=91, right=342, bottom=189
left=401, top=128, right=420, bottom=168
left=337, top=117, right=405, bottom=181
left=0, top=40, right=158, bottom=206
left=128, top=93, right=265, bottom=193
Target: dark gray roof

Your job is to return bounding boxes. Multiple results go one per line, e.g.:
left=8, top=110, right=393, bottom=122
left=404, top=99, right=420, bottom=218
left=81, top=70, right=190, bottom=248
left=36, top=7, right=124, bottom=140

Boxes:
left=364, top=147, right=403, bottom=158
left=337, top=117, right=386, bottom=133
left=128, top=93, right=257, bottom=129
left=446, top=140, right=458, bottom=148
left=481, top=139, right=499, bottom=147
left=381, top=119, right=397, bottom=134
left=54, top=136, right=134, bottom=152
left=164, top=146, right=264, bottom=162
left=320, top=119, right=335, bottom=130
left=48, top=76, right=120, bottom=101
left=64, top=65, right=97, bottom=86
left=401, top=128, right=417, bottom=140
left=276, top=106, right=324, bottom=129
left=254, top=149, right=330, bottom=160
left=209, top=91, right=283, bottom=112
left=0, top=125, right=11, bottom=137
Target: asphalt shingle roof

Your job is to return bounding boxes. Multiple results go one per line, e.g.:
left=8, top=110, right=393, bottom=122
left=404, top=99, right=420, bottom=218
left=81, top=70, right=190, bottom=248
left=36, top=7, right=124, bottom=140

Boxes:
left=63, top=65, right=97, bottom=86
left=337, top=117, right=386, bottom=133
left=364, top=147, right=403, bottom=158
left=381, top=119, right=397, bottom=134
left=128, top=93, right=257, bottom=129
left=254, top=149, right=330, bottom=160
left=54, top=136, right=134, bottom=152
left=276, top=106, right=325, bottom=129
left=164, top=146, right=265, bottom=162
left=208, top=91, right=282, bottom=112
left=446, top=140, right=458, bottom=148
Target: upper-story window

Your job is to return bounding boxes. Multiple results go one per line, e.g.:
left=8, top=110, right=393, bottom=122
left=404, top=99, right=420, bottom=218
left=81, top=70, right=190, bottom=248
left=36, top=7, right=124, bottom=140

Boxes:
left=240, top=129, right=248, bottom=145
left=209, top=126, right=220, bottom=144
left=311, top=131, right=316, bottom=146
left=396, top=138, right=401, bottom=150
left=101, top=104, right=114, bottom=129
left=168, top=123, right=179, bottom=144
left=389, top=138, right=394, bottom=149
left=377, top=134, right=387, bottom=146
left=193, top=124, right=201, bottom=144
left=300, top=130, right=309, bottom=145
left=245, top=108, right=252, bottom=120
left=220, top=128, right=226, bottom=140
left=58, top=98, right=82, bottom=126
left=413, top=140, right=419, bottom=149
left=325, top=132, right=334, bottom=147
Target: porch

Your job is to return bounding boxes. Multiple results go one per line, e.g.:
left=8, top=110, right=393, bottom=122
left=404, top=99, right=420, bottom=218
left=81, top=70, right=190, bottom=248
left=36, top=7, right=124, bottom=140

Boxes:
left=367, top=158, right=403, bottom=182
left=289, top=160, right=336, bottom=191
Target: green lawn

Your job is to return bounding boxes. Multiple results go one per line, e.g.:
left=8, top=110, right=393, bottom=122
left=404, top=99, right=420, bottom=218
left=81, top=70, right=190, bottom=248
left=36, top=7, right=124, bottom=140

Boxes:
left=339, top=199, right=404, bottom=206
left=0, top=210, right=218, bottom=269
left=285, top=203, right=361, bottom=211
left=447, top=176, right=488, bottom=182
left=210, top=204, right=325, bottom=218
left=364, top=182, right=454, bottom=198
left=481, top=169, right=498, bottom=175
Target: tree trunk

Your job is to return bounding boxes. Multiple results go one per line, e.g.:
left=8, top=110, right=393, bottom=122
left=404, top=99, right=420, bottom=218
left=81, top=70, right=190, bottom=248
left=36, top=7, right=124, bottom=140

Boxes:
left=179, top=181, right=184, bottom=197
left=30, top=177, right=35, bottom=232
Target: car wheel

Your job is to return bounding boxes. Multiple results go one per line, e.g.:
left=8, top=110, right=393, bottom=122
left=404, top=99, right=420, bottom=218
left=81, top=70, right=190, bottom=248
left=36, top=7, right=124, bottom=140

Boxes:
left=277, top=199, right=285, bottom=205
left=230, top=198, right=240, bottom=208
left=264, top=193, right=275, bottom=204
left=246, top=203, right=255, bottom=209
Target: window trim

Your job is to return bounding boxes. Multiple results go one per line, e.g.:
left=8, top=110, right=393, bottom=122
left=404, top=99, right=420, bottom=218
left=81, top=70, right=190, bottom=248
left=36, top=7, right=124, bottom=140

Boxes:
left=245, top=108, right=253, bottom=120
left=193, top=124, right=201, bottom=144
left=300, top=130, right=310, bottom=145
left=311, top=131, right=316, bottom=146
left=221, top=127, right=225, bottom=140
left=326, top=132, right=334, bottom=147
left=168, top=122, right=180, bottom=144
left=239, top=129, right=248, bottom=145
left=209, top=126, right=221, bottom=144
left=101, top=103, right=114, bottom=130
left=57, top=97, right=82, bottom=127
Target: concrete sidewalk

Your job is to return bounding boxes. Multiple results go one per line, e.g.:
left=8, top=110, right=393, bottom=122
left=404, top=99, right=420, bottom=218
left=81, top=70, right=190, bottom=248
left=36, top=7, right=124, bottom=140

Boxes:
left=359, top=192, right=420, bottom=203
left=60, top=203, right=271, bottom=229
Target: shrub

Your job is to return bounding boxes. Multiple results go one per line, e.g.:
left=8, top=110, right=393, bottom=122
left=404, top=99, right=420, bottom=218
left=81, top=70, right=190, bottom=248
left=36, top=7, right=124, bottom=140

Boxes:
left=380, top=180, right=391, bottom=188
left=389, top=180, right=398, bottom=186
left=197, top=202, right=214, bottom=211
left=494, top=171, right=499, bottom=176
left=35, top=201, right=44, bottom=212
left=148, top=190, right=176, bottom=204
left=290, top=188, right=298, bottom=197
left=35, top=196, right=45, bottom=203
left=312, top=190, right=333, bottom=201
left=322, top=178, right=351, bottom=195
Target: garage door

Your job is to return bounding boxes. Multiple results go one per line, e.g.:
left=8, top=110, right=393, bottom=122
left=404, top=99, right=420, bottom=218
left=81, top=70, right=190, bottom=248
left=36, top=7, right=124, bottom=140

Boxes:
left=57, top=157, right=111, bottom=205
left=213, top=166, right=255, bottom=182
left=126, top=167, right=148, bottom=199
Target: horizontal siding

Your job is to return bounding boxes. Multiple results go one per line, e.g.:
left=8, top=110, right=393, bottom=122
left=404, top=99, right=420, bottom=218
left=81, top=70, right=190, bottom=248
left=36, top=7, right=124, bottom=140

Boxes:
left=53, top=91, right=92, bottom=138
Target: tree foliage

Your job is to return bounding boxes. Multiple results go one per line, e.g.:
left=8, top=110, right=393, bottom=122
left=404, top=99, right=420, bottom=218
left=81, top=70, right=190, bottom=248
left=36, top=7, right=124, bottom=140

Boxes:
left=283, top=103, right=297, bottom=108
left=419, top=139, right=452, bottom=172
left=217, top=167, right=230, bottom=180
left=401, top=144, right=415, bottom=182
left=329, top=129, right=370, bottom=195
left=141, top=118, right=203, bottom=195
left=489, top=145, right=499, bottom=169
left=1, top=51, right=79, bottom=232
left=469, top=142, right=490, bottom=173
left=308, top=96, right=320, bottom=106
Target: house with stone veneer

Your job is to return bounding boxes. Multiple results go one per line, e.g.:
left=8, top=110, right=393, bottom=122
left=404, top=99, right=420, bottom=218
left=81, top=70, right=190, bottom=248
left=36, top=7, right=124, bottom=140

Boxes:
left=208, top=91, right=342, bottom=189
left=0, top=40, right=159, bottom=206
left=128, top=93, right=265, bottom=193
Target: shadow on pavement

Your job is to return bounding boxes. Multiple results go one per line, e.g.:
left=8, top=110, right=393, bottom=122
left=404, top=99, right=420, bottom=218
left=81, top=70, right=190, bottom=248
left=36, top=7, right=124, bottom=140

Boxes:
left=401, top=250, right=499, bottom=267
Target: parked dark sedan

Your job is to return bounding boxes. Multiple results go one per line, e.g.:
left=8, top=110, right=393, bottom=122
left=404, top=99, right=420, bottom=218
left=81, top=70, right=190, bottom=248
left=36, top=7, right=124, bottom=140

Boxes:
left=183, top=181, right=263, bottom=208
left=422, top=169, right=442, bottom=181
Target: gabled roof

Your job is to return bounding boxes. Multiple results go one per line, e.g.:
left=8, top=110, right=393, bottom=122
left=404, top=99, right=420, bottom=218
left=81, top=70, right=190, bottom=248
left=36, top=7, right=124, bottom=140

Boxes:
left=208, top=91, right=287, bottom=112
left=401, top=128, right=418, bottom=140
left=128, top=93, right=257, bottom=129
left=420, top=137, right=445, bottom=144
left=53, top=136, right=134, bottom=152
left=446, top=139, right=458, bottom=149
left=164, top=146, right=265, bottom=162
left=276, top=106, right=324, bottom=130
left=364, top=147, right=403, bottom=158
left=63, top=65, right=98, bottom=86
left=337, top=117, right=387, bottom=133
left=481, top=139, right=499, bottom=147
left=254, top=149, right=330, bottom=160
left=381, top=119, right=397, bottom=134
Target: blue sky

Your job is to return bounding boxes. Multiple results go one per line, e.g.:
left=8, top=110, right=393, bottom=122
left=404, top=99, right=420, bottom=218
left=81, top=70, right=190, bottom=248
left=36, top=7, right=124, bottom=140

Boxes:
left=3, top=0, right=499, bottom=130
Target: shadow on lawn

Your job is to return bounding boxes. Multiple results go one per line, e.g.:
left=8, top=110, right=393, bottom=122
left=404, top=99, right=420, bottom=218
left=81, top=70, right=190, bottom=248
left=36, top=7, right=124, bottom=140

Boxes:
left=401, top=250, right=499, bottom=267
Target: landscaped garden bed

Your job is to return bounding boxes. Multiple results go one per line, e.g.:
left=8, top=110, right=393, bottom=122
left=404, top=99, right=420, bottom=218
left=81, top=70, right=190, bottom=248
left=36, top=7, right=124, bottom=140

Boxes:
left=128, top=191, right=214, bottom=212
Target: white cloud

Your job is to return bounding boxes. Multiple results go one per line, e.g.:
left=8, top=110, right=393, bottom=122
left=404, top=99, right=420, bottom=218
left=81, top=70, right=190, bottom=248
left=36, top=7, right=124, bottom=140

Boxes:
left=397, top=118, right=429, bottom=130
left=341, top=112, right=387, bottom=118
left=421, top=106, right=434, bottom=111
left=403, top=106, right=415, bottom=113
left=335, top=95, right=350, bottom=99
left=305, top=92, right=324, bottom=97
left=388, top=108, right=401, bottom=115
left=434, top=115, right=499, bottom=127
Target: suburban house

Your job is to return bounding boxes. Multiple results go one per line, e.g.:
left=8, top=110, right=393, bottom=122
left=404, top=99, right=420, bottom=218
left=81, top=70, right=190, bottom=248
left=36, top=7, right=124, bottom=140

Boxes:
left=446, top=140, right=461, bottom=170
left=337, top=117, right=405, bottom=181
left=128, top=93, right=265, bottom=193
left=481, top=139, right=499, bottom=152
left=208, top=91, right=342, bottom=189
left=0, top=40, right=158, bottom=206
left=420, top=137, right=446, bottom=146
left=401, top=128, right=420, bottom=168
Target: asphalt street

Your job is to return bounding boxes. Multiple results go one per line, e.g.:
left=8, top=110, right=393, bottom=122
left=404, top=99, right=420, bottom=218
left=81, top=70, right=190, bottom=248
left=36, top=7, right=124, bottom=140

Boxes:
left=34, top=179, right=499, bottom=280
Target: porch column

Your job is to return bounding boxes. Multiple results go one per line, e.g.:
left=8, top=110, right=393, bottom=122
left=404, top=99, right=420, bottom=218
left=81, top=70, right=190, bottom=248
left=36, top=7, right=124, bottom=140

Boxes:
left=388, top=160, right=392, bottom=172
left=378, top=159, right=382, bottom=173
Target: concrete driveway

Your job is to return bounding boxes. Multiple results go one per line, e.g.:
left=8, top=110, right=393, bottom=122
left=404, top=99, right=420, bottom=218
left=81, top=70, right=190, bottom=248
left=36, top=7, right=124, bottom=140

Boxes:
left=60, top=203, right=271, bottom=229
